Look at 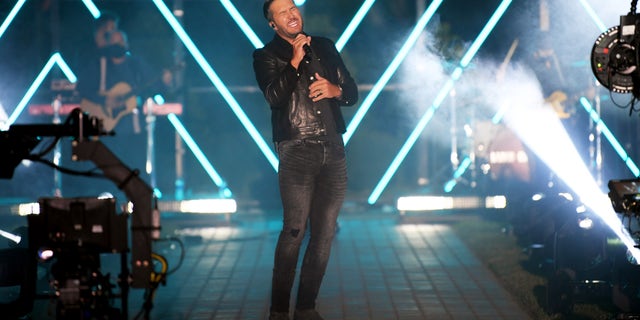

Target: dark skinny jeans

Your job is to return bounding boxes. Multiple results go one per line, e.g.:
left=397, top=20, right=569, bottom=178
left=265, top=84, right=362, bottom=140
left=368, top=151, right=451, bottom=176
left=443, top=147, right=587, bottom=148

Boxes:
left=271, top=138, right=347, bottom=312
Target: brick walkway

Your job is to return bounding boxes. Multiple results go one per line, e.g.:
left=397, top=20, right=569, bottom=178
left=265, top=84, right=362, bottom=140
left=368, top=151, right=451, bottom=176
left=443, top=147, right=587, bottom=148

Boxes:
left=104, top=210, right=530, bottom=320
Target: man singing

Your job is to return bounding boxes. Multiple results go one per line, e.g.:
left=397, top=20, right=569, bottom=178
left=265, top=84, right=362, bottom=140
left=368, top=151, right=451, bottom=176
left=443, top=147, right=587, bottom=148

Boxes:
left=252, top=1, right=358, bottom=319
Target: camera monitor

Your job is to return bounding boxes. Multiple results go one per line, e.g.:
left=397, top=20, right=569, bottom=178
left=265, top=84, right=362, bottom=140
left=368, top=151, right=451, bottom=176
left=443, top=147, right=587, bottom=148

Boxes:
left=28, top=197, right=127, bottom=254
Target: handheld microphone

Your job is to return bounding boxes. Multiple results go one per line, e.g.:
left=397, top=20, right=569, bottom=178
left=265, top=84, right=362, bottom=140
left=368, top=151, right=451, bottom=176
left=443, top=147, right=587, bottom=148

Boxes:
left=303, top=43, right=312, bottom=58
left=299, top=33, right=312, bottom=62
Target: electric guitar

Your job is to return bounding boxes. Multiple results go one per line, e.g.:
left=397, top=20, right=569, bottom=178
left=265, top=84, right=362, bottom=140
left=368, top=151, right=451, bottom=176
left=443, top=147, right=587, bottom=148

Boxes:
left=79, top=82, right=138, bottom=132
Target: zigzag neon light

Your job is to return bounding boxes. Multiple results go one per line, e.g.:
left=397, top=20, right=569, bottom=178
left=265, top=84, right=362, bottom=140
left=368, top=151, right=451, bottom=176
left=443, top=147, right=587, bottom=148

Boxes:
left=443, top=156, right=472, bottom=192
left=368, top=0, right=513, bottom=204
left=335, top=0, right=376, bottom=52
left=580, top=97, right=640, bottom=176
left=0, top=0, right=26, bottom=40
left=577, top=0, right=606, bottom=32
left=343, top=0, right=443, bottom=144
left=168, top=113, right=233, bottom=197
left=81, top=0, right=101, bottom=19
left=152, top=0, right=278, bottom=171
left=220, top=0, right=264, bottom=49
left=6, top=53, right=76, bottom=127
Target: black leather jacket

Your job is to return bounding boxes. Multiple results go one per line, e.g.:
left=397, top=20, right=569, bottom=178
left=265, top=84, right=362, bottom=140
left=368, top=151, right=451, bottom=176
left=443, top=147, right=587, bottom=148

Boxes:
left=253, top=34, right=358, bottom=142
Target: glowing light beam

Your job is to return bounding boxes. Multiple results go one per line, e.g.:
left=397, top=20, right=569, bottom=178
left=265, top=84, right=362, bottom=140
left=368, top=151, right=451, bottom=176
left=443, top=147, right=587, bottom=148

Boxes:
left=368, top=0, right=513, bottom=204
left=343, top=0, right=444, bottom=144
left=0, top=0, right=26, bottom=40
left=577, top=0, right=607, bottom=32
left=444, top=156, right=472, bottom=193
left=506, top=97, right=640, bottom=263
left=335, top=0, right=376, bottom=52
left=168, top=113, right=232, bottom=197
left=580, top=97, right=640, bottom=177
left=220, top=0, right=264, bottom=49
left=152, top=0, right=278, bottom=171
left=0, top=229, right=21, bottom=244
left=81, top=0, right=101, bottom=19
left=6, top=53, right=77, bottom=127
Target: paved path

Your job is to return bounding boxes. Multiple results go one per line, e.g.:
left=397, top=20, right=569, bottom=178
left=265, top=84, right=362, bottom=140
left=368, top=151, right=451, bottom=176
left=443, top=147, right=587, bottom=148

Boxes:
left=106, top=211, right=531, bottom=320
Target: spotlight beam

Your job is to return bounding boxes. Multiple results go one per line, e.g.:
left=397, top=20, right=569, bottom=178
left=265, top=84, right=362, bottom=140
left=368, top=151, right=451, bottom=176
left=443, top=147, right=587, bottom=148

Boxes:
left=335, top=0, right=376, bottom=52
left=504, top=98, right=640, bottom=262
left=368, top=0, right=513, bottom=204
left=579, top=97, right=640, bottom=176
left=0, top=0, right=26, bottom=40
left=343, top=0, right=444, bottom=144
left=6, top=53, right=77, bottom=127
left=152, top=0, right=279, bottom=171
left=168, top=113, right=232, bottom=197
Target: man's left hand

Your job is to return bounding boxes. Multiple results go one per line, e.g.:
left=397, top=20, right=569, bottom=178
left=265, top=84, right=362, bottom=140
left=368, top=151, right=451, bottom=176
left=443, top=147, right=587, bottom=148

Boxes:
left=309, top=73, right=342, bottom=102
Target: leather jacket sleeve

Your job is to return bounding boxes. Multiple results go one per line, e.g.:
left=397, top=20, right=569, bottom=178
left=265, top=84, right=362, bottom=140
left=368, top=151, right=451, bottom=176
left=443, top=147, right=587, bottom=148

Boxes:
left=253, top=48, right=299, bottom=109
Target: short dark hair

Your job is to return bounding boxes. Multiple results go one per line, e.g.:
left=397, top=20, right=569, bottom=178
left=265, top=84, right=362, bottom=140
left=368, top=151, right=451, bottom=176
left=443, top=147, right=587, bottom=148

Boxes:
left=263, top=0, right=274, bottom=21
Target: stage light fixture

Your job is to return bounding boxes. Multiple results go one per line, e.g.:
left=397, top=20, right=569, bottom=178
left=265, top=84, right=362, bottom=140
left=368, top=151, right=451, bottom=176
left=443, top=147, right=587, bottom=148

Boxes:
left=590, top=3, right=640, bottom=100
left=158, top=199, right=237, bottom=214
left=396, top=195, right=506, bottom=212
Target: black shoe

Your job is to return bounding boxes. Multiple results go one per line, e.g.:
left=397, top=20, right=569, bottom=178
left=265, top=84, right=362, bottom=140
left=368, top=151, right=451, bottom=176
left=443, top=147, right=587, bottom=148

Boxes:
left=293, top=309, right=324, bottom=320
left=269, top=311, right=290, bottom=320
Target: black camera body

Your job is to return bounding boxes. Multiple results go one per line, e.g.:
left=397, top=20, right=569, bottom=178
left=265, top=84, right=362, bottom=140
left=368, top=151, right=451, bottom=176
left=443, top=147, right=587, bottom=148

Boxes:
left=591, top=14, right=640, bottom=95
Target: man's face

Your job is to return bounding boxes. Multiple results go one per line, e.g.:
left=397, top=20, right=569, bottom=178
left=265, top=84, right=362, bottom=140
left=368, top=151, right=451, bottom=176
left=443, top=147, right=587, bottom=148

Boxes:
left=269, top=0, right=303, bottom=41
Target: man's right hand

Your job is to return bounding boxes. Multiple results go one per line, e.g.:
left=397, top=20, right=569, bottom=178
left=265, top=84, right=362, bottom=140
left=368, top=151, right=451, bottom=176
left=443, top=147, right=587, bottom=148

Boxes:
left=291, top=33, right=311, bottom=70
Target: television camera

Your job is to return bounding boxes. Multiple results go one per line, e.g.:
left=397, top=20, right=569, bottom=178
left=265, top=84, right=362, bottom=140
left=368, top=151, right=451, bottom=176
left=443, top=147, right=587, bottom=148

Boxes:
left=0, top=108, right=161, bottom=318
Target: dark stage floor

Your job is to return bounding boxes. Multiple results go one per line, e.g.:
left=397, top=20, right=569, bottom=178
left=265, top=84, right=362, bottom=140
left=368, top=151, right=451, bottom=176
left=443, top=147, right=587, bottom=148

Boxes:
left=1, top=204, right=530, bottom=320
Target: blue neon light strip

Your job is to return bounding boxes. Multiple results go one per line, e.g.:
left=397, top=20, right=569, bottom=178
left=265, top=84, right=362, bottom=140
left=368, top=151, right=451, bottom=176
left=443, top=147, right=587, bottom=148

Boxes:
left=220, top=0, right=264, bottom=49
left=294, top=0, right=306, bottom=5
left=577, top=0, right=607, bottom=32
left=152, top=0, right=279, bottom=171
left=580, top=97, right=640, bottom=176
left=343, top=0, right=444, bottom=144
left=368, top=0, right=513, bottom=204
left=335, top=0, right=376, bottom=52
left=0, top=0, right=26, bottom=40
left=444, top=156, right=472, bottom=192
left=81, top=0, right=101, bottom=19
left=7, top=53, right=77, bottom=126
left=168, top=113, right=233, bottom=194
left=459, top=0, right=512, bottom=68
